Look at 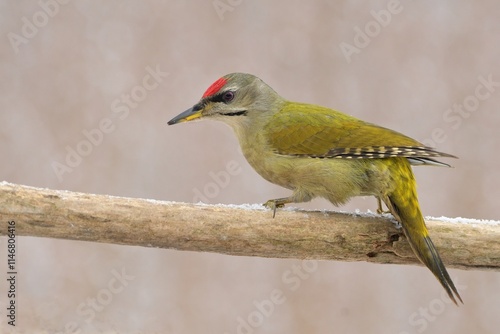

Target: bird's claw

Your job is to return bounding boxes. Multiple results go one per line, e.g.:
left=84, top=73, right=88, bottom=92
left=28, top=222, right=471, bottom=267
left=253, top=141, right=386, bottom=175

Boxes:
left=376, top=198, right=390, bottom=214
left=263, top=200, right=285, bottom=218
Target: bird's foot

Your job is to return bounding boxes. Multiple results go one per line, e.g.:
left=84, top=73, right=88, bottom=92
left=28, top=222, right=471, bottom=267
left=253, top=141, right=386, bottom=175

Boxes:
left=376, top=197, right=391, bottom=215
left=263, top=199, right=286, bottom=218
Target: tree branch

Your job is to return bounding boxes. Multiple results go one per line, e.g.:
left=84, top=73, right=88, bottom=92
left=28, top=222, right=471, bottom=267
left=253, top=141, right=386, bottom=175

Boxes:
left=0, top=182, right=498, bottom=270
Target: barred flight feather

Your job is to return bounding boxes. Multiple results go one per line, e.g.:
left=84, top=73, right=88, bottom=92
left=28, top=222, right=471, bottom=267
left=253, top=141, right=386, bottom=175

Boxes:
left=287, top=146, right=457, bottom=160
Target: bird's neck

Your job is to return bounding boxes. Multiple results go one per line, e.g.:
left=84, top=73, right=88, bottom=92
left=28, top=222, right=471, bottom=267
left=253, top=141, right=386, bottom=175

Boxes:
left=223, top=100, right=286, bottom=173
left=228, top=99, right=285, bottom=145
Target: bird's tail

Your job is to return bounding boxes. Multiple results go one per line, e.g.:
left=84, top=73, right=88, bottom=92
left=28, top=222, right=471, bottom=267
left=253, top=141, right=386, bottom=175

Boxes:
left=384, top=159, right=463, bottom=305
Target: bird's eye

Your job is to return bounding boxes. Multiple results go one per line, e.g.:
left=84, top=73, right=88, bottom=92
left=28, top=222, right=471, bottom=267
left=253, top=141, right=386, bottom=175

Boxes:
left=222, top=91, right=234, bottom=103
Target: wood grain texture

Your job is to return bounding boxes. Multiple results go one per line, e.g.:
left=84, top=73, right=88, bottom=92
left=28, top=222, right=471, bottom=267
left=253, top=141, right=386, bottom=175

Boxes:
left=0, top=182, right=498, bottom=271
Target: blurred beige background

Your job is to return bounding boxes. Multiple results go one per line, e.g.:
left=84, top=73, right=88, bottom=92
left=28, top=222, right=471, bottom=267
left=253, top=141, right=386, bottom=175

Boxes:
left=1, top=0, right=499, bottom=333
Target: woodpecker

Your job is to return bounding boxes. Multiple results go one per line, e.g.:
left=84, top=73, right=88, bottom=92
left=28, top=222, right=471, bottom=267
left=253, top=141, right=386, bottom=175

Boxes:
left=168, top=73, right=462, bottom=305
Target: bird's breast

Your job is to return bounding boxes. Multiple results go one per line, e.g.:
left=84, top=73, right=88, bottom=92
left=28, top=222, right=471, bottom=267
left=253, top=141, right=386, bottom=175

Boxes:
left=239, top=137, right=295, bottom=190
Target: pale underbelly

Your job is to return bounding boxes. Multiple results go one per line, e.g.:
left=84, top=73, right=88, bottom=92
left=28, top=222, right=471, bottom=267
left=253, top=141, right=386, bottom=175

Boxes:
left=242, top=148, right=391, bottom=205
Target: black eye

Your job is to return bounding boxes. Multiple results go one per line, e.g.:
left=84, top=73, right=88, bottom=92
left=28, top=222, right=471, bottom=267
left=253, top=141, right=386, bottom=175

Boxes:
left=222, top=91, right=234, bottom=103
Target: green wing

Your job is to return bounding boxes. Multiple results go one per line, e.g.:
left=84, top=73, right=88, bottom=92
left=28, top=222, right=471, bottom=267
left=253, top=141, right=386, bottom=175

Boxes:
left=264, top=101, right=455, bottom=161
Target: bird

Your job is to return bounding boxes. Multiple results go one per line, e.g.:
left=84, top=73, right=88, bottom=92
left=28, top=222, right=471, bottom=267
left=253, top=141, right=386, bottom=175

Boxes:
left=167, top=72, right=463, bottom=305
